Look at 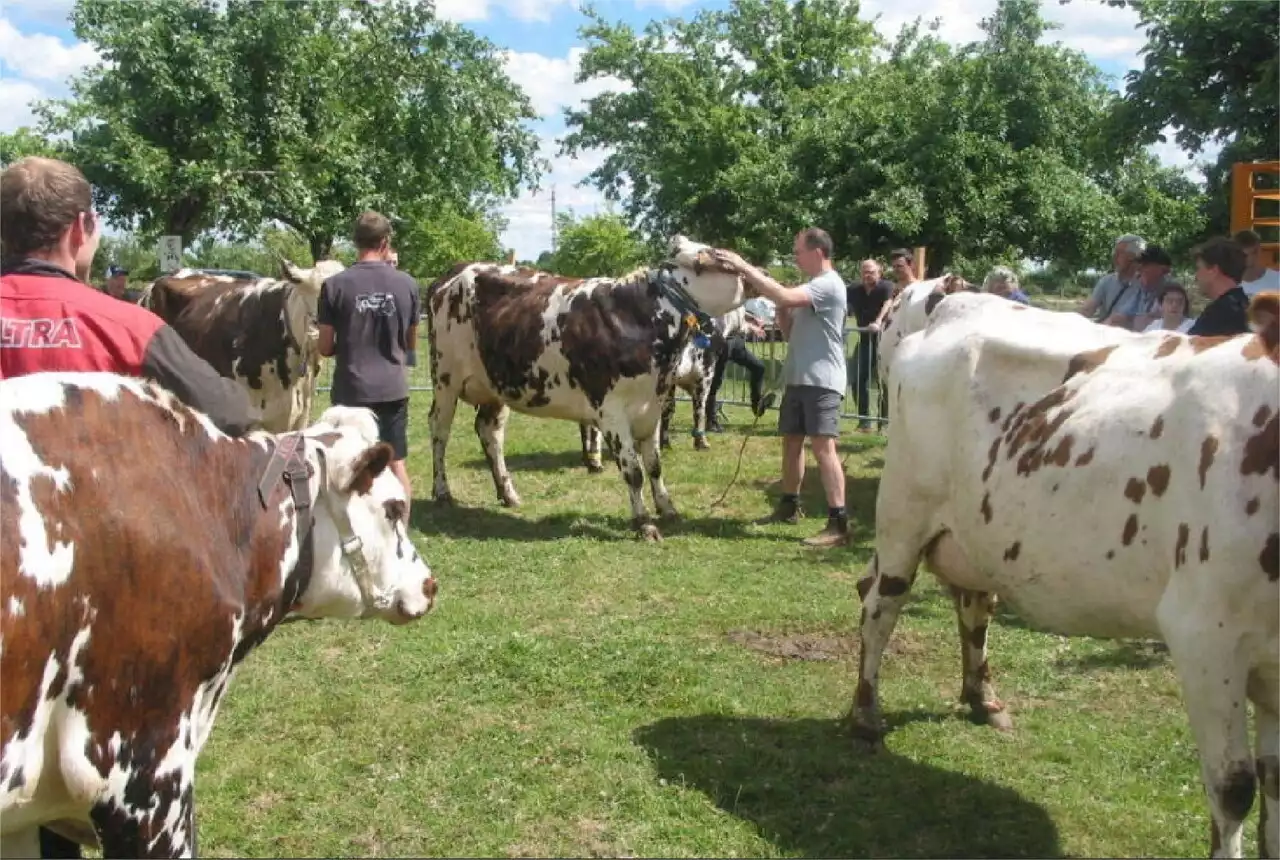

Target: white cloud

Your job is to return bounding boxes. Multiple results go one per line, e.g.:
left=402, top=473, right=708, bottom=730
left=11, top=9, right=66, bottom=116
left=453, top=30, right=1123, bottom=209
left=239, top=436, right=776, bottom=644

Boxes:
left=502, top=47, right=631, bottom=120
left=0, top=17, right=99, bottom=133
left=0, top=78, right=44, bottom=132
left=0, top=18, right=99, bottom=82
left=500, top=137, right=620, bottom=260
left=435, top=0, right=578, bottom=24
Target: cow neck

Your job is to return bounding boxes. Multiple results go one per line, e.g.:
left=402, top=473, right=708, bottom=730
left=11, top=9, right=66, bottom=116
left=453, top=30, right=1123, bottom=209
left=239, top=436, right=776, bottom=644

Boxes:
left=649, top=266, right=715, bottom=336
left=258, top=433, right=387, bottom=620
left=257, top=433, right=316, bottom=613
left=280, top=285, right=315, bottom=377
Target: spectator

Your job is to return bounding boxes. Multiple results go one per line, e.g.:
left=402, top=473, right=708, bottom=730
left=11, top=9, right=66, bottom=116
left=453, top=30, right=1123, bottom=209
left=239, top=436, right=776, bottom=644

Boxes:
left=1186, top=236, right=1251, bottom=338
left=711, top=227, right=850, bottom=548
left=1235, top=229, right=1280, bottom=297
left=1142, top=284, right=1195, bottom=334
left=1079, top=234, right=1145, bottom=325
left=847, top=258, right=893, bottom=432
left=388, top=250, right=400, bottom=269
left=0, top=156, right=261, bottom=436
left=1109, top=244, right=1178, bottom=331
left=982, top=266, right=1030, bottom=305
left=704, top=312, right=767, bottom=431
left=103, top=263, right=140, bottom=303
left=1, top=158, right=262, bottom=859
left=888, top=247, right=918, bottom=296
left=317, top=210, right=420, bottom=520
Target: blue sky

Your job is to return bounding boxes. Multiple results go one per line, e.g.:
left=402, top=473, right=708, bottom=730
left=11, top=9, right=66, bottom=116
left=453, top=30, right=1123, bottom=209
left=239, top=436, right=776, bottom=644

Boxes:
left=0, top=0, right=1220, bottom=260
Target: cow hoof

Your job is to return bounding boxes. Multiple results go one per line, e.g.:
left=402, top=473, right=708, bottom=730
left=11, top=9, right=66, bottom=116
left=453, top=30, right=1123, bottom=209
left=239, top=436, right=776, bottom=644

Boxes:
left=433, top=493, right=455, bottom=506
left=658, top=508, right=681, bottom=523
left=694, top=436, right=710, bottom=451
left=501, top=494, right=521, bottom=508
left=849, top=721, right=884, bottom=753
left=585, top=460, right=604, bottom=474
left=987, top=708, right=1014, bottom=732
left=636, top=522, right=663, bottom=542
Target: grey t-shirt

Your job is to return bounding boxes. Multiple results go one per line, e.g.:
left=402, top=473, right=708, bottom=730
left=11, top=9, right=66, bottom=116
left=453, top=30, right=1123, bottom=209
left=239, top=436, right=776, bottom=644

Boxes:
left=784, top=268, right=847, bottom=395
left=318, top=261, right=421, bottom=405
left=1089, top=271, right=1141, bottom=320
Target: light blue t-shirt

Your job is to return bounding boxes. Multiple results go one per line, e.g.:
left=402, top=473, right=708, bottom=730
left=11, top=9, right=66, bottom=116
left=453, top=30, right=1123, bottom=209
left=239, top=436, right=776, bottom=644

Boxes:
left=784, top=269, right=847, bottom=395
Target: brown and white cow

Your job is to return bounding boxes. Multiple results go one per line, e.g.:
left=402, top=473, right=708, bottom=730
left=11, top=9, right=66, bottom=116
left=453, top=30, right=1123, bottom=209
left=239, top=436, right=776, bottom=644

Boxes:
left=851, top=291, right=1280, bottom=859
left=0, top=372, right=437, bottom=858
left=425, top=236, right=746, bottom=541
left=140, top=259, right=345, bottom=432
left=575, top=305, right=758, bottom=466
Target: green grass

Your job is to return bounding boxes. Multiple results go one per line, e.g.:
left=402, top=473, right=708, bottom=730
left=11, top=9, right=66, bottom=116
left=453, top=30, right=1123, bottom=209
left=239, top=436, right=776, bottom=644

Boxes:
left=183, top=398, right=1222, bottom=858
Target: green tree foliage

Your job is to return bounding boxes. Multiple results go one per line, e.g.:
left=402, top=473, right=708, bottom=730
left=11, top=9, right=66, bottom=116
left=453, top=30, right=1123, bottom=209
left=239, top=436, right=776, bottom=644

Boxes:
left=562, top=0, right=1206, bottom=271
left=0, top=128, right=65, bottom=166
left=549, top=211, right=649, bottom=277
left=392, top=204, right=507, bottom=281
left=37, top=0, right=542, bottom=259
left=1099, top=0, right=1280, bottom=234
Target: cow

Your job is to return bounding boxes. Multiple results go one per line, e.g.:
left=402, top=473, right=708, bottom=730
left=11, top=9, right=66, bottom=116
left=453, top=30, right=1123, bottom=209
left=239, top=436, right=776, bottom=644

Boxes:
left=875, top=273, right=972, bottom=390
left=424, top=235, right=746, bottom=541
left=139, top=259, right=346, bottom=432
left=849, top=291, right=1280, bottom=859
left=574, top=305, right=758, bottom=467
left=0, top=372, right=438, bottom=859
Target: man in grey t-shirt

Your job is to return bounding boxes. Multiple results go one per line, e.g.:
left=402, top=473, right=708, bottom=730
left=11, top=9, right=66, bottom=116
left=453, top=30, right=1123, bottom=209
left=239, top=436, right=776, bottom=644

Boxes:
left=713, top=227, right=851, bottom=548
left=317, top=210, right=420, bottom=519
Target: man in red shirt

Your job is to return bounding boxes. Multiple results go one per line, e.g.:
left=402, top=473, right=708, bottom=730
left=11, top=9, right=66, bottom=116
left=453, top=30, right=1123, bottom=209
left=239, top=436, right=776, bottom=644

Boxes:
left=1, top=156, right=260, bottom=436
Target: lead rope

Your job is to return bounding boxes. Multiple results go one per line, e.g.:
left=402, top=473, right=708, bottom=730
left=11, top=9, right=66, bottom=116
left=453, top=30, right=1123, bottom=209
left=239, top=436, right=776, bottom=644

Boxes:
left=707, top=390, right=777, bottom=510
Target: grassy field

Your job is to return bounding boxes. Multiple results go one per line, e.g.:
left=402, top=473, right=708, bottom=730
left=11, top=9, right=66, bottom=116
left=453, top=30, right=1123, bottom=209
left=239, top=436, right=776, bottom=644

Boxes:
left=181, top=396, right=1226, bottom=858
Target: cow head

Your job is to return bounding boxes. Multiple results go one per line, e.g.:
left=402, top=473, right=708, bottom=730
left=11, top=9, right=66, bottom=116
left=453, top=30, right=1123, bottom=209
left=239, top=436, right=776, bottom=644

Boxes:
left=294, top=406, right=436, bottom=624
left=280, top=258, right=346, bottom=346
left=666, top=235, right=746, bottom=317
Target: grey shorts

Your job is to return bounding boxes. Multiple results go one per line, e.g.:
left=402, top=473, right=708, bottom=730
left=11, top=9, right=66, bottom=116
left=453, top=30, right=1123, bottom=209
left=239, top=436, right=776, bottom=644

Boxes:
left=777, top=385, right=842, bottom=438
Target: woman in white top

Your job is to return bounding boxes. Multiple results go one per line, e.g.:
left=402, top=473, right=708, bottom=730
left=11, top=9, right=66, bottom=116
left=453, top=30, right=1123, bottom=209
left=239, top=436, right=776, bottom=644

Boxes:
left=1142, top=283, right=1195, bottom=334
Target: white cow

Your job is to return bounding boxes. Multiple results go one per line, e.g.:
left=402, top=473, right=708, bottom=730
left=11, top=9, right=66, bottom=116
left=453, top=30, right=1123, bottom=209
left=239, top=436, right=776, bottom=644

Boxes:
left=851, top=290, right=1280, bottom=859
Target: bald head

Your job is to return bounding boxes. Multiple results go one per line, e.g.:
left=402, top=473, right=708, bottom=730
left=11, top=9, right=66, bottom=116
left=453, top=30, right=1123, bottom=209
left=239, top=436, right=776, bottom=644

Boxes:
left=860, top=258, right=881, bottom=287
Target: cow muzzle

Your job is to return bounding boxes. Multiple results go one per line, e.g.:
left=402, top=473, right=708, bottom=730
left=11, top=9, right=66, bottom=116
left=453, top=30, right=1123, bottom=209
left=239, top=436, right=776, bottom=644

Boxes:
left=391, top=575, right=438, bottom=624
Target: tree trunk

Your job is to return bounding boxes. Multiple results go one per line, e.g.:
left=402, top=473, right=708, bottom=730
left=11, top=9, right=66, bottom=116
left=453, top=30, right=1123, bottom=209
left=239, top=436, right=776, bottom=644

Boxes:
left=310, top=233, right=334, bottom=262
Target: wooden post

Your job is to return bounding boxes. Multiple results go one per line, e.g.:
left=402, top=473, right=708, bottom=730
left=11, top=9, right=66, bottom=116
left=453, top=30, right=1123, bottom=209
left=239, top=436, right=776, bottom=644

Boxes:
left=914, top=246, right=927, bottom=279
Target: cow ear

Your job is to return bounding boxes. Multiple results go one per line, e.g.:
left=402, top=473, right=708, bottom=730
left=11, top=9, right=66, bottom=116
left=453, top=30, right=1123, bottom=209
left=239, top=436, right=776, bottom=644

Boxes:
left=342, top=443, right=394, bottom=495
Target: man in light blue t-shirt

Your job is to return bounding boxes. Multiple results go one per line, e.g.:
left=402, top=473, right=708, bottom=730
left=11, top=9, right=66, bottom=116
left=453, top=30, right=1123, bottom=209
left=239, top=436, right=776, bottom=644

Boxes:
left=713, top=227, right=850, bottom=548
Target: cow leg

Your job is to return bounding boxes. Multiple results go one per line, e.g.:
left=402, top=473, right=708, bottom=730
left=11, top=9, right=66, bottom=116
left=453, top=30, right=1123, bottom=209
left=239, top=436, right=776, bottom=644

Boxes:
left=638, top=432, right=678, bottom=522
left=691, top=378, right=710, bottom=450
left=602, top=425, right=660, bottom=542
left=949, top=586, right=1012, bottom=730
left=1251, top=670, right=1279, bottom=859
left=660, top=392, right=675, bottom=450
left=475, top=403, right=519, bottom=508
left=850, top=548, right=923, bottom=747
left=1160, top=614, right=1255, bottom=859
left=428, top=386, right=459, bottom=504
left=580, top=423, right=604, bottom=473
left=91, top=772, right=197, bottom=859
left=0, top=828, right=42, bottom=859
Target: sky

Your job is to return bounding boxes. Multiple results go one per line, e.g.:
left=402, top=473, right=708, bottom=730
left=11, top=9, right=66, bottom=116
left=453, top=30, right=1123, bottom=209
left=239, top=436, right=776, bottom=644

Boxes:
left=0, top=0, right=1224, bottom=261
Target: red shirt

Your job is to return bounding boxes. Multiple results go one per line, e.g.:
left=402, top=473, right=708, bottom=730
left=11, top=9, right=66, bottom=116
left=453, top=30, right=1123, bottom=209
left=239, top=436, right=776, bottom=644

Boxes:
left=1, top=263, right=162, bottom=379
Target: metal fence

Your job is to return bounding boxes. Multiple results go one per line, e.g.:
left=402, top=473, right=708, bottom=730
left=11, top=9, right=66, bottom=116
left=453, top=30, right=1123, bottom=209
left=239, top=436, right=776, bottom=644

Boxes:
left=314, top=323, right=888, bottom=427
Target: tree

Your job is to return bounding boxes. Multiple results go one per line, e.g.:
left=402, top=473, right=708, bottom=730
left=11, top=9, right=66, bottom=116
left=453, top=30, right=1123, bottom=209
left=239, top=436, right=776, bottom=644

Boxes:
left=562, top=0, right=1206, bottom=271
left=0, top=128, right=65, bottom=166
left=1096, top=0, right=1280, bottom=234
left=549, top=211, right=648, bottom=277
left=38, top=0, right=543, bottom=258
left=391, top=204, right=506, bottom=281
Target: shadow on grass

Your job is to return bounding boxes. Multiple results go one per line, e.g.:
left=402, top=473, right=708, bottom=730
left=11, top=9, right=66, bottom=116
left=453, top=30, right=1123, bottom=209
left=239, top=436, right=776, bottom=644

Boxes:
left=1055, top=639, right=1170, bottom=672
left=410, top=498, right=791, bottom=543
left=460, top=449, right=589, bottom=473
left=633, top=714, right=1062, bottom=858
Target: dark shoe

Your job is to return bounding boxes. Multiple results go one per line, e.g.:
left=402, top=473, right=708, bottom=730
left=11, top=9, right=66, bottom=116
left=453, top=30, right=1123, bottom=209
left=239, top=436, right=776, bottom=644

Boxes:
left=802, top=518, right=850, bottom=548
left=752, top=391, right=776, bottom=418
left=857, top=422, right=874, bottom=434
left=707, top=421, right=725, bottom=433
left=756, top=496, right=802, bottom=525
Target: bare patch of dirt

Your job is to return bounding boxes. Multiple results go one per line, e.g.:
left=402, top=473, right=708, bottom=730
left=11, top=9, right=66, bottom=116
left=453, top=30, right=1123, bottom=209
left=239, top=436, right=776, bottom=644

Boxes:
left=247, top=789, right=284, bottom=817
left=727, top=628, right=926, bottom=661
